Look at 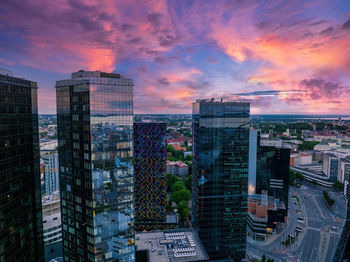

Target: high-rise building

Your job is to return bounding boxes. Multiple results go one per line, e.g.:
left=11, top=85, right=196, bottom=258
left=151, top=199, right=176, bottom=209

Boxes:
left=56, top=70, right=134, bottom=262
left=334, top=162, right=350, bottom=261
left=256, top=145, right=290, bottom=216
left=0, top=70, right=44, bottom=261
left=133, top=122, right=167, bottom=231
left=192, top=99, right=250, bottom=261
left=44, top=153, right=59, bottom=195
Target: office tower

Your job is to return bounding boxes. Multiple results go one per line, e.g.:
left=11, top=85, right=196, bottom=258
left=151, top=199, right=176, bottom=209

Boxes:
left=256, top=145, right=290, bottom=216
left=248, top=129, right=258, bottom=195
left=192, top=99, right=250, bottom=261
left=56, top=70, right=134, bottom=262
left=334, top=165, right=350, bottom=261
left=323, top=152, right=339, bottom=182
left=0, top=70, right=44, bottom=261
left=133, top=122, right=167, bottom=231
left=44, top=153, right=59, bottom=195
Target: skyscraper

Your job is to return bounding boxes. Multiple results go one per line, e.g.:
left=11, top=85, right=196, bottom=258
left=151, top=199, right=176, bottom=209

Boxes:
left=56, top=70, right=134, bottom=262
left=43, top=153, right=59, bottom=195
left=334, top=162, right=350, bottom=261
left=133, top=122, right=167, bottom=231
left=192, top=99, right=250, bottom=261
left=0, top=69, right=44, bottom=261
left=256, top=145, right=290, bottom=216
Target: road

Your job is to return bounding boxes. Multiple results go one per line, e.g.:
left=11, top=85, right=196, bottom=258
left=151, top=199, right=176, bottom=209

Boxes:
left=247, top=182, right=347, bottom=262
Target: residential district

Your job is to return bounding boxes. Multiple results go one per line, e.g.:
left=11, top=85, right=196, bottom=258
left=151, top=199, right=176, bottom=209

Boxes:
left=1, top=69, right=350, bottom=262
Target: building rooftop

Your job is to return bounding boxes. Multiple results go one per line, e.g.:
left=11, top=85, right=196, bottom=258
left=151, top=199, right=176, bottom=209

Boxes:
left=135, top=229, right=208, bottom=262
left=42, top=191, right=60, bottom=206
left=340, top=158, right=350, bottom=163
left=324, top=152, right=338, bottom=158
left=167, top=161, right=188, bottom=168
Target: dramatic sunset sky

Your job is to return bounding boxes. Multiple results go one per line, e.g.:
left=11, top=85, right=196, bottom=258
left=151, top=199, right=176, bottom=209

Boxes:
left=1, top=0, right=350, bottom=114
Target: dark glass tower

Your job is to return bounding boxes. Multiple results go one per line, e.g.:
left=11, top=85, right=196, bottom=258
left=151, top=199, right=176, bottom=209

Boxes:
left=192, top=99, right=250, bottom=261
left=256, top=146, right=290, bottom=216
left=334, top=160, right=350, bottom=261
left=0, top=71, right=44, bottom=261
left=56, top=71, right=134, bottom=262
left=133, top=122, right=167, bottom=231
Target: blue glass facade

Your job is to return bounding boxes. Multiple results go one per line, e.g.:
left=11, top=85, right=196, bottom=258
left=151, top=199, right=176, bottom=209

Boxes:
left=192, top=100, right=250, bottom=261
left=56, top=71, right=134, bottom=262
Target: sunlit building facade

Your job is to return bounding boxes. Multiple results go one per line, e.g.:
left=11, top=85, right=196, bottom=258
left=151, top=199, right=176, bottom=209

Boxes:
left=192, top=99, right=250, bottom=261
left=56, top=70, right=134, bottom=262
left=0, top=71, right=44, bottom=261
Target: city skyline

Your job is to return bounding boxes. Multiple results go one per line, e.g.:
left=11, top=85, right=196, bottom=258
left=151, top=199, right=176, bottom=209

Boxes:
left=1, top=0, right=350, bottom=115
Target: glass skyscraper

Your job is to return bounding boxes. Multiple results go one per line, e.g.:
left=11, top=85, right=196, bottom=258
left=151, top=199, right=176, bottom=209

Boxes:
left=192, top=99, right=250, bottom=261
left=0, top=70, right=44, bottom=261
left=56, top=70, right=134, bottom=262
left=256, top=145, right=290, bottom=216
left=133, top=122, right=167, bottom=231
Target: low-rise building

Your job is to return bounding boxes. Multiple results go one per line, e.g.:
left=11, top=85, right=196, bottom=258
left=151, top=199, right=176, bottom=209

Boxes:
left=42, top=191, right=62, bottom=261
left=172, top=144, right=187, bottom=151
left=260, top=139, right=282, bottom=147
left=42, top=192, right=61, bottom=246
left=247, top=192, right=286, bottom=242
left=290, top=152, right=313, bottom=166
left=135, top=229, right=208, bottom=262
left=167, top=161, right=189, bottom=177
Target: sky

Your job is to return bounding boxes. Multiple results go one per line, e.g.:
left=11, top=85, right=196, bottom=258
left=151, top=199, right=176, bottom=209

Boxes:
left=1, top=0, right=350, bottom=114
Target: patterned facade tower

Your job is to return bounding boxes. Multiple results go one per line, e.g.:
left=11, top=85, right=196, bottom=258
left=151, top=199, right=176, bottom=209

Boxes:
left=134, top=123, right=167, bottom=230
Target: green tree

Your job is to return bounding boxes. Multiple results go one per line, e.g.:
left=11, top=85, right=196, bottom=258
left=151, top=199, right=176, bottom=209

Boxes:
left=316, top=122, right=325, bottom=130
left=289, top=170, right=296, bottom=185
left=323, top=190, right=335, bottom=207
left=173, top=181, right=186, bottom=192
left=183, top=175, right=192, bottom=191
left=178, top=200, right=190, bottom=220
left=166, top=174, right=178, bottom=192
left=174, top=150, right=184, bottom=161
left=184, top=155, right=192, bottom=161
left=333, top=181, right=344, bottom=191
left=167, top=144, right=175, bottom=155
left=170, top=188, right=191, bottom=204
left=298, top=141, right=319, bottom=150
left=262, top=254, right=266, bottom=262
left=166, top=200, right=173, bottom=211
